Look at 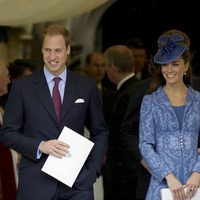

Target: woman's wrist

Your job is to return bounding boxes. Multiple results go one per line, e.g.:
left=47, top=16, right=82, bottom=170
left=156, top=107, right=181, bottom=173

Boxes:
left=165, top=173, right=174, bottom=181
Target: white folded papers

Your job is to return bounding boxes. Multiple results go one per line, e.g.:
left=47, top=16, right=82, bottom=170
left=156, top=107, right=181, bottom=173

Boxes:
left=41, top=126, right=94, bottom=187
left=161, top=187, right=200, bottom=200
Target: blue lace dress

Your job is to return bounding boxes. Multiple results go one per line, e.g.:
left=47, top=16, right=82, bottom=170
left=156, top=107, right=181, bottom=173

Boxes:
left=139, top=86, right=200, bottom=200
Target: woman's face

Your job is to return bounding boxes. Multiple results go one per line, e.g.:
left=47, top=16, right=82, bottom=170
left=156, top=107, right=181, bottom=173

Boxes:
left=161, top=57, right=188, bottom=85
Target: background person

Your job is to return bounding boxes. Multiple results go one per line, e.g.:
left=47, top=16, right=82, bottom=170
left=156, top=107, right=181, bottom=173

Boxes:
left=103, top=45, right=139, bottom=200
left=126, top=38, right=151, bottom=81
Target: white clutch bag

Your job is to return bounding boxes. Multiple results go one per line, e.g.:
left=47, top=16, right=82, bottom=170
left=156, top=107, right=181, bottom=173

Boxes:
left=161, top=187, right=200, bottom=200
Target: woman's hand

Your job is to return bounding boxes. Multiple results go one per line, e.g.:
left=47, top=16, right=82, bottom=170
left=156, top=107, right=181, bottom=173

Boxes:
left=140, top=158, right=151, bottom=174
left=165, top=173, right=187, bottom=200
left=185, top=172, right=200, bottom=199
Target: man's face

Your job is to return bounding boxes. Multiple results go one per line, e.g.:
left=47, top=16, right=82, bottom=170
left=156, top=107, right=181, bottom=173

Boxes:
left=0, top=61, right=10, bottom=95
left=42, top=34, right=70, bottom=76
left=86, top=53, right=106, bottom=83
left=130, top=47, right=147, bottom=73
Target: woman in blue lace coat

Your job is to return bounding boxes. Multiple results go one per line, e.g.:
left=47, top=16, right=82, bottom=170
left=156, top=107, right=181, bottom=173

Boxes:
left=139, top=29, right=200, bottom=200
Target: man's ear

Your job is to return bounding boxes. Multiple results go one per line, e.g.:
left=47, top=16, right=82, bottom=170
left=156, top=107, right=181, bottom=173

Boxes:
left=112, top=64, right=119, bottom=74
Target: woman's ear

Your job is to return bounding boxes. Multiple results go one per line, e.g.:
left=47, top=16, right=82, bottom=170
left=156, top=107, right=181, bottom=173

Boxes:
left=185, top=62, right=189, bottom=74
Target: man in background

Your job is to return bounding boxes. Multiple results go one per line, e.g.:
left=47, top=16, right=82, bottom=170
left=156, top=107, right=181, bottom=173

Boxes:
left=126, top=38, right=151, bottom=80
left=84, top=51, right=115, bottom=123
left=103, top=45, right=139, bottom=200
left=120, top=78, right=152, bottom=200
left=84, top=51, right=115, bottom=200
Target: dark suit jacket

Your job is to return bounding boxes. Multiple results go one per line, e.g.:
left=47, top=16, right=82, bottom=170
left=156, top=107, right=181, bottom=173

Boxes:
left=192, top=75, right=200, bottom=92
left=0, top=69, right=108, bottom=200
left=105, top=76, right=139, bottom=196
left=120, top=78, right=152, bottom=199
left=101, top=86, right=116, bottom=124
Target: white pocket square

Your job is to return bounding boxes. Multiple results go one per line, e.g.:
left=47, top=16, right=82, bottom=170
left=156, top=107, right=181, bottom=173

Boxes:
left=75, top=98, right=85, bottom=103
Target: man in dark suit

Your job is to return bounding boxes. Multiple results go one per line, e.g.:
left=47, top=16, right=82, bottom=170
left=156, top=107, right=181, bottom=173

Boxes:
left=103, top=45, right=139, bottom=200
left=84, top=51, right=116, bottom=199
left=0, top=24, right=108, bottom=200
left=120, top=78, right=152, bottom=200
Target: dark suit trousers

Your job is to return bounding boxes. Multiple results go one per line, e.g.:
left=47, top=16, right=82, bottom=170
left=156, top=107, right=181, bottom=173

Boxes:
left=52, top=182, right=94, bottom=200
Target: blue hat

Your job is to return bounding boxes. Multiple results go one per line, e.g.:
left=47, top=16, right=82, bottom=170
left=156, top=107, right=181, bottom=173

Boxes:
left=154, top=33, right=186, bottom=64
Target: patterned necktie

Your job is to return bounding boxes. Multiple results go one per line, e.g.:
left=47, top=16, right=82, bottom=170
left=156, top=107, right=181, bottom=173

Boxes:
left=52, top=77, right=62, bottom=122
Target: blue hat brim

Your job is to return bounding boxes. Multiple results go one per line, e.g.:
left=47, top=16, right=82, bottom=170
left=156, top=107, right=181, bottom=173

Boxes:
left=153, top=44, right=186, bottom=64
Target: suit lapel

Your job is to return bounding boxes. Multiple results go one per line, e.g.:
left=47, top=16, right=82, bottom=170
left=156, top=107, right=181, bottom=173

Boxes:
left=33, top=69, right=80, bottom=124
left=33, top=69, right=57, bottom=123
left=60, top=70, right=78, bottom=122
